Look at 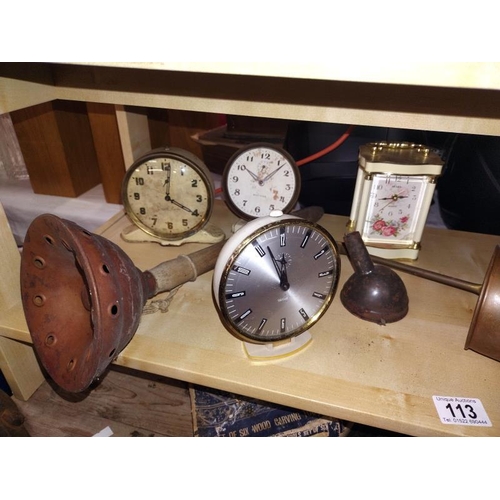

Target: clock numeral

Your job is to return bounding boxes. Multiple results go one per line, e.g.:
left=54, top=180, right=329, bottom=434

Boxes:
left=299, top=308, right=309, bottom=320
left=134, top=177, right=144, bottom=186
left=234, top=189, right=240, bottom=196
left=280, top=318, right=286, bottom=333
left=313, top=246, right=328, bottom=260
left=196, top=195, right=203, bottom=203
left=182, top=219, right=188, bottom=227
left=237, top=309, right=252, bottom=323
left=151, top=217, right=157, bottom=226
left=232, top=176, right=239, bottom=183
left=257, top=318, right=267, bottom=332
left=191, top=179, right=198, bottom=188
left=139, top=207, right=146, bottom=215
left=319, top=270, right=333, bottom=278
left=300, top=229, right=312, bottom=248
left=253, top=242, right=266, bottom=257
left=133, top=192, right=140, bottom=200
left=232, top=265, right=251, bottom=276
left=313, top=292, right=326, bottom=300
left=161, top=161, right=171, bottom=171
left=225, top=291, right=246, bottom=299
left=147, top=165, right=154, bottom=175
left=280, top=227, right=286, bottom=247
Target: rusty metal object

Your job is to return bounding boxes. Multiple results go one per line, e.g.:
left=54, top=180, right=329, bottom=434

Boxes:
left=21, top=214, right=224, bottom=393
left=0, top=390, right=30, bottom=437
left=341, top=239, right=500, bottom=363
left=341, top=232, right=409, bottom=325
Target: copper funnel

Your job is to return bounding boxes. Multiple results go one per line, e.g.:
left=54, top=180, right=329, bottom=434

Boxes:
left=20, top=214, right=223, bottom=393
left=347, top=241, right=500, bottom=363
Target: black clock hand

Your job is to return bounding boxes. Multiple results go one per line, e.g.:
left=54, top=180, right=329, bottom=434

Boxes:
left=278, top=255, right=290, bottom=291
left=171, top=199, right=193, bottom=213
left=164, top=165, right=172, bottom=200
left=267, top=246, right=283, bottom=281
left=261, top=163, right=285, bottom=184
left=267, top=246, right=290, bottom=291
left=243, top=166, right=259, bottom=182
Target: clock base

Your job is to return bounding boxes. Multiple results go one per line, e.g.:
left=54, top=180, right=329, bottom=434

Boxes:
left=366, top=245, right=419, bottom=261
left=120, top=223, right=225, bottom=246
left=243, top=331, right=312, bottom=360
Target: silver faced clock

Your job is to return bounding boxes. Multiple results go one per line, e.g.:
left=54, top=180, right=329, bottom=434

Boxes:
left=212, top=211, right=340, bottom=358
left=222, top=143, right=301, bottom=220
left=347, top=142, right=444, bottom=260
left=122, top=147, right=223, bottom=245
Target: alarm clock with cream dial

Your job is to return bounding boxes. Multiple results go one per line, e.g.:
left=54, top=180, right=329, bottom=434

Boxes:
left=121, top=147, right=223, bottom=245
left=347, top=142, right=444, bottom=260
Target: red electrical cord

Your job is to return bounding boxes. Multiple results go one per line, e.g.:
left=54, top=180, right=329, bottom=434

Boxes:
left=214, top=125, right=355, bottom=196
left=296, top=125, right=355, bottom=167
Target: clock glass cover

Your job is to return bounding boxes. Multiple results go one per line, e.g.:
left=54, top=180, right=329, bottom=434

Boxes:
left=122, top=147, right=214, bottom=241
left=223, top=143, right=301, bottom=220
left=363, top=174, right=429, bottom=246
left=214, top=214, right=340, bottom=344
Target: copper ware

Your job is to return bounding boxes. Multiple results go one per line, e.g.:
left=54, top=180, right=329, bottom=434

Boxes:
left=341, top=233, right=500, bottom=362
left=20, top=214, right=224, bottom=393
left=368, top=245, right=500, bottom=362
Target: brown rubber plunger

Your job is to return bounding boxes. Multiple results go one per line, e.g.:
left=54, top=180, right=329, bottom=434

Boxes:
left=20, top=214, right=224, bottom=393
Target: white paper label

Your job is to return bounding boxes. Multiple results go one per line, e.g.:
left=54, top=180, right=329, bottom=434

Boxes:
left=432, top=396, right=491, bottom=426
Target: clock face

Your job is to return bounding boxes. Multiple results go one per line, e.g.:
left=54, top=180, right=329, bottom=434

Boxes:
left=362, top=174, right=428, bottom=245
left=223, top=143, right=301, bottom=220
left=216, top=217, right=340, bottom=343
left=122, top=149, right=213, bottom=240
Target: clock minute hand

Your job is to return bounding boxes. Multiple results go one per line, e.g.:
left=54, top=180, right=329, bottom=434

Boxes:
left=267, top=246, right=283, bottom=281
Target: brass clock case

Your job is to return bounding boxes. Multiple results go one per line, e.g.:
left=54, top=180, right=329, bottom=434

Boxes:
left=122, top=147, right=214, bottom=241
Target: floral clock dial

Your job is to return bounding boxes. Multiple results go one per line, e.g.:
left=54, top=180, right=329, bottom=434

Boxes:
left=348, top=142, right=444, bottom=260
left=363, top=174, right=426, bottom=243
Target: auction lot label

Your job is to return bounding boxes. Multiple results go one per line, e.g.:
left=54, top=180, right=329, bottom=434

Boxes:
left=433, top=396, right=492, bottom=426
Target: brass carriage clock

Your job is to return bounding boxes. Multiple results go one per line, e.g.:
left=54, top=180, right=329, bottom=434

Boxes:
left=347, top=142, right=444, bottom=260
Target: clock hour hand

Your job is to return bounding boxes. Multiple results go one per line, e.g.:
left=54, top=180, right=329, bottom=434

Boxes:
left=267, top=246, right=290, bottom=291
left=278, top=255, right=290, bottom=291
left=170, top=199, right=193, bottom=213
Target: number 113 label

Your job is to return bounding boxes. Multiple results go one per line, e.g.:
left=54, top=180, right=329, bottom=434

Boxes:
left=433, top=396, right=492, bottom=426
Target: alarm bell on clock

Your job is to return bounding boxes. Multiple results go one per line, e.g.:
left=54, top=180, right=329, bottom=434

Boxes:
left=347, top=142, right=444, bottom=260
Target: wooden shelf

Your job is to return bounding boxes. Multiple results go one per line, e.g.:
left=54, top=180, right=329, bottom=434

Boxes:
left=2, top=62, right=500, bottom=135
left=1, top=62, right=500, bottom=436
